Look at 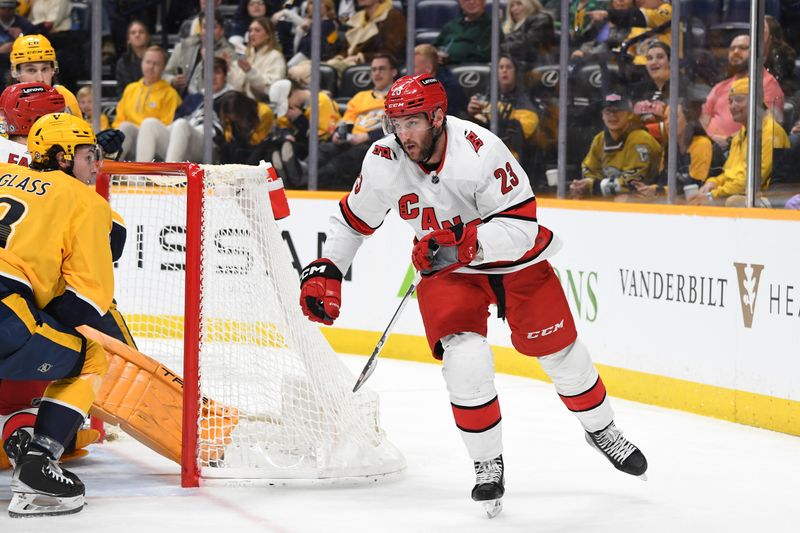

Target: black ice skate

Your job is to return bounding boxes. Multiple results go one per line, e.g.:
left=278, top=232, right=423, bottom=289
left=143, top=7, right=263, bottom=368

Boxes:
left=471, top=455, right=504, bottom=518
left=585, top=422, right=648, bottom=480
left=6, top=430, right=85, bottom=518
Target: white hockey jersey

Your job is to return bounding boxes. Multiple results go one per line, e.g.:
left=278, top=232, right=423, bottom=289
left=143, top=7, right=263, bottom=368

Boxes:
left=0, top=136, right=31, bottom=167
left=323, top=116, right=561, bottom=275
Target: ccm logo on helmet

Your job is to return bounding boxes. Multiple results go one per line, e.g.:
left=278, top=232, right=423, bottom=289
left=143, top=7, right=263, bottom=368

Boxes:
left=526, top=320, right=564, bottom=339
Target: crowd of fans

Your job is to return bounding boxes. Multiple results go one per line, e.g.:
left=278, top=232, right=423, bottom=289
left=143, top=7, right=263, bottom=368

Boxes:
left=2, top=0, right=800, bottom=208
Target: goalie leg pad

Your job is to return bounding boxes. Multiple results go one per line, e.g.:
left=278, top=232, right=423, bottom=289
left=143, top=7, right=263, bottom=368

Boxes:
left=538, top=340, right=613, bottom=433
left=441, top=332, right=502, bottom=462
left=80, top=326, right=239, bottom=465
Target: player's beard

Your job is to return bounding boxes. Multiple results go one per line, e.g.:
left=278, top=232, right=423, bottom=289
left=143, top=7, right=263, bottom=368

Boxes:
left=401, top=124, right=440, bottom=164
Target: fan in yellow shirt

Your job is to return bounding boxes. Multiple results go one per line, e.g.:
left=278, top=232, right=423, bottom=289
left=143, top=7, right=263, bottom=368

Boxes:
left=113, top=45, right=181, bottom=160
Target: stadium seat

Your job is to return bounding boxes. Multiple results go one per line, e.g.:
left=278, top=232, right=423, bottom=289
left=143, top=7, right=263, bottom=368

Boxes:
left=415, top=30, right=440, bottom=46
left=525, top=64, right=559, bottom=97
left=450, top=64, right=491, bottom=98
left=318, top=64, right=338, bottom=98
left=682, top=0, right=722, bottom=27
left=782, top=101, right=796, bottom=133
left=338, top=65, right=373, bottom=101
left=416, top=0, right=460, bottom=32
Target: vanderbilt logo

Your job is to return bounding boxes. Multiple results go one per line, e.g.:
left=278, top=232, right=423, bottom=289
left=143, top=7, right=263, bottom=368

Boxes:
left=733, top=262, right=765, bottom=328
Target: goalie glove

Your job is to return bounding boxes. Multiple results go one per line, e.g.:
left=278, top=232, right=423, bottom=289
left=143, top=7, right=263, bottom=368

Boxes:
left=300, top=258, right=343, bottom=325
left=96, top=128, right=125, bottom=157
left=412, top=223, right=478, bottom=277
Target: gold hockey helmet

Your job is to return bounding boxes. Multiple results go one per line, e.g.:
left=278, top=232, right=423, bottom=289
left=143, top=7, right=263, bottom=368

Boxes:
left=28, top=113, right=97, bottom=163
left=10, top=34, right=58, bottom=74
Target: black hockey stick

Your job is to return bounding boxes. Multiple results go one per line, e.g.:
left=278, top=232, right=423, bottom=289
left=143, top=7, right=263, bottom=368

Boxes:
left=352, top=272, right=422, bottom=393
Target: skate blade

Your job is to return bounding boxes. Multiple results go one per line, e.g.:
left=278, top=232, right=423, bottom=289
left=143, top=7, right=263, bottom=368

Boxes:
left=480, top=498, right=503, bottom=518
left=8, top=492, right=85, bottom=518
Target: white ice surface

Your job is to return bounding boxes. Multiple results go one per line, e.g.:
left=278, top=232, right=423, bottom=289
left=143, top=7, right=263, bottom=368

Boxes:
left=2, top=354, right=797, bottom=533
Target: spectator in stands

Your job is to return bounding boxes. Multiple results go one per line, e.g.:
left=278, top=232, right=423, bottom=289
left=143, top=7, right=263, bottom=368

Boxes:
left=414, top=44, right=467, bottom=118
left=180, top=0, right=222, bottom=39
left=135, top=56, right=233, bottom=164
left=585, top=0, right=672, bottom=83
left=227, top=16, right=286, bottom=101
left=0, top=0, right=34, bottom=90
left=329, top=0, right=405, bottom=71
left=633, top=102, right=714, bottom=198
left=230, top=0, right=272, bottom=52
left=764, top=15, right=798, bottom=96
left=215, top=90, right=275, bottom=164
left=501, top=0, right=557, bottom=72
left=28, top=0, right=70, bottom=34
left=570, top=92, right=662, bottom=198
left=279, top=0, right=344, bottom=67
left=466, top=55, right=540, bottom=164
left=630, top=42, right=687, bottom=145
left=785, top=194, right=800, bottom=209
left=164, top=9, right=234, bottom=98
left=115, top=20, right=151, bottom=98
left=700, top=34, right=784, bottom=147
left=434, top=0, right=491, bottom=66
left=567, top=0, right=607, bottom=50
left=113, top=45, right=182, bottom=160
left=76, top=86, right=110, bottom=132
left=570, top=0, right=632, bottom=66
left=268, top=78, right=342, bottom=188
left=691, top=78, right=790, bottom=205
left=317, top=53, right=396, bottom=190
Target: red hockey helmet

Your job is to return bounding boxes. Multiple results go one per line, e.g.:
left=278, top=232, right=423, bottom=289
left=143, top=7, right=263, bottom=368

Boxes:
left=0, top=82, right=67, bottom=136
left=384, top=74, right=448, bottom=122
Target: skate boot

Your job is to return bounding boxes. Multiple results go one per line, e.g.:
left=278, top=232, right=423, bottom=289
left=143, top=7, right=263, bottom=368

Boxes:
left=6, top=430, right=85, bottom=518
left=471, top=455, right=504, bottom=518
left=585, top=422, right=648, bottom=480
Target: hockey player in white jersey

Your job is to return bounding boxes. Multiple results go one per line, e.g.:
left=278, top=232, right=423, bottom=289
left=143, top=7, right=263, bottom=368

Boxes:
left=299, top=74, right=648, bottom=518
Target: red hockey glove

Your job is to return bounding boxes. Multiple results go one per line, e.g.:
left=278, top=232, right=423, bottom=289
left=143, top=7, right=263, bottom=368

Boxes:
left=300, top=258, right=343, bottom=325
left=412, top=223, right=478, bottom=277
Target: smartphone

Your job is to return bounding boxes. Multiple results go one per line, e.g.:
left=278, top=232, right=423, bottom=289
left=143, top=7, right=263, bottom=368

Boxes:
left=176, top=66, right=184, bottom=75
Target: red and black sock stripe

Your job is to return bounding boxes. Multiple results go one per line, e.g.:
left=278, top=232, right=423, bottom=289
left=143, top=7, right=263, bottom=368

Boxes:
left=452, top=396, right=502, bottom=433
left=558, top=376, right=607, bottom=412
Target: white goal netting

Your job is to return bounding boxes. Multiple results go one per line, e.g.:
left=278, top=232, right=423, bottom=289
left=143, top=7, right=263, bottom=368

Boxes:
left=103, top=162, right=405, bottom=480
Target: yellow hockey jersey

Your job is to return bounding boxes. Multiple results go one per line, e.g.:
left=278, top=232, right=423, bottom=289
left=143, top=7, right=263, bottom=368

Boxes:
left=343, top=90, right=386, bottom=135
left=0, top=163, right=114, bottom=326
left=55, top=85, right=81, bottom=117
left=582, top=127, right=663, bottom=194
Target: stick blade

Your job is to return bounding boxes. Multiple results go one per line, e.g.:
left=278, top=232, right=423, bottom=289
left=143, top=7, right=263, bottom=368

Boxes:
left=352, top=355, right=378, bottom=393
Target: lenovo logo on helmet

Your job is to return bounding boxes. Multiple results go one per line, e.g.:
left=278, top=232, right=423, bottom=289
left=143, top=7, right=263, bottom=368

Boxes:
left=420, top=77, right=439, bottom=86
left=21, top=86, right=45, bottom=95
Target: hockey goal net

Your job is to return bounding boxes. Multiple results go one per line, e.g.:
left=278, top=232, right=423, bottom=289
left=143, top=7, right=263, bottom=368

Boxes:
left=95, top=161, right=405, bottom=486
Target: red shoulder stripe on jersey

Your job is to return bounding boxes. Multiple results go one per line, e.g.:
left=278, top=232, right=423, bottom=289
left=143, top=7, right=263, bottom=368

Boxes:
left=452, top=396, right=502, bottom=433
left=558, top=376, right=607, bottom=412
left=483, top=196, right=537, bottom=223
left=471, top=224, right=554, bottom=271
left=339, top=195, right=379, bottom=236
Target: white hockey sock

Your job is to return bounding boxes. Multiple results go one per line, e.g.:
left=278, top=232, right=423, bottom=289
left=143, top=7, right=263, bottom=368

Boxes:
left=441, top=333, right=503, bottom=462
left=538, top=340, right=614, bottom=433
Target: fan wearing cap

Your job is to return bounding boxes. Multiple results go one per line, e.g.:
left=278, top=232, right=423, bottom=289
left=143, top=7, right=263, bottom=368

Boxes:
left=298, top=74, right=649, bottom=516
left=571, top=92, right=662, bottom=197
left=268, top=78, right=341, bottom=188
left=690, top=77, right=789, bottom=205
